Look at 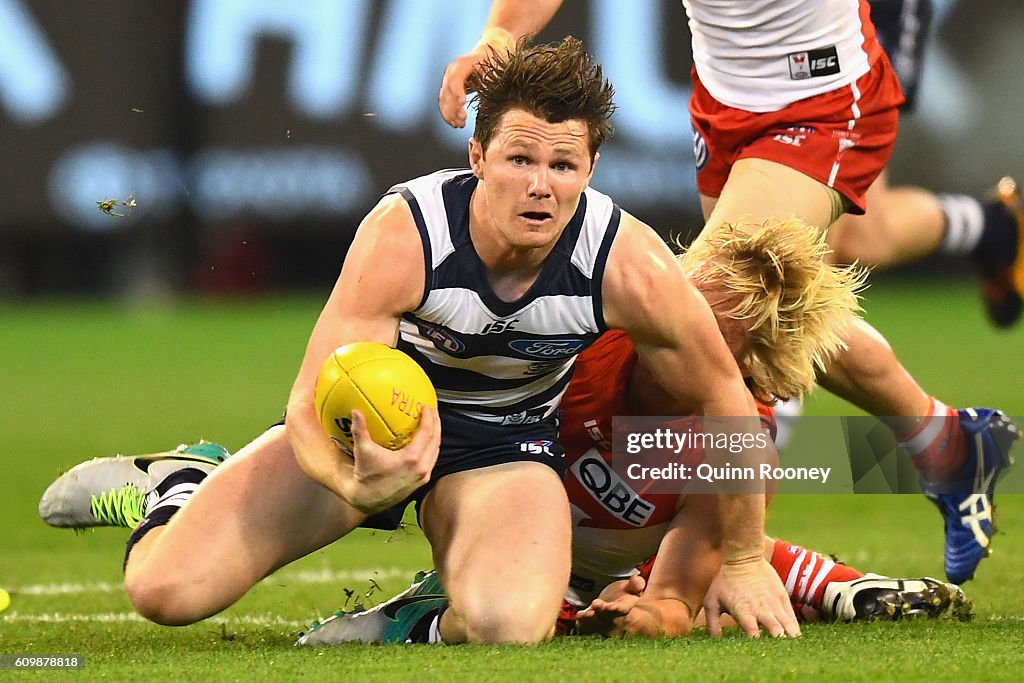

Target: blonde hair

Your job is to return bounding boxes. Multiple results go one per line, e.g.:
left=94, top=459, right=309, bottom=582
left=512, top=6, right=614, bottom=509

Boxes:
left=677, top=218, right=867, bottom=402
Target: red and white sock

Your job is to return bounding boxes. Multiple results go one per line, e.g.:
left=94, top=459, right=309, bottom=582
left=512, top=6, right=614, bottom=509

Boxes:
left=896, top=397, right=967, bottom=483
left=769, top=539, right=862, bottom=609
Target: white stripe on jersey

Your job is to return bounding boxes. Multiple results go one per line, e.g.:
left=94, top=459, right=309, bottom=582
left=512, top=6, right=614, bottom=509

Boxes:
left=570, top=191, right=616, bottom=279
left=784, top=548, right=807, bottom=594
left=412, top=291, right=599, bottom=336
left=805, top=558, right=838, bottom=604
left=435, top=362, right=574, bottom=408
left=397, top=169, right=463, bottom=268
left=828, top=79, right=862, bottom=188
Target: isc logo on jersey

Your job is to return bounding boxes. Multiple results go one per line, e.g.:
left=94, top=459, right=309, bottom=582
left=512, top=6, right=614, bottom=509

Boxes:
left=788, top=46, right=841, bottom=79
left=519, top=440, right=558, bottom=456
left=570, top=450, right=654, bottom=527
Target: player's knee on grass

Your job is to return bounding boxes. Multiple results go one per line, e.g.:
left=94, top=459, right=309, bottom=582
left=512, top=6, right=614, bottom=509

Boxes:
left=451, top=591, right=560, bottom=644
left=124, top=569, right=220, bottom=626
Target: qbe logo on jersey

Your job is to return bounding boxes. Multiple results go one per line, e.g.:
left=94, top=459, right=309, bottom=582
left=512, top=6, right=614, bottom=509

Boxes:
left=788, top=46, right=841, bottom=80
left=570, top=451, right=654, bottom=527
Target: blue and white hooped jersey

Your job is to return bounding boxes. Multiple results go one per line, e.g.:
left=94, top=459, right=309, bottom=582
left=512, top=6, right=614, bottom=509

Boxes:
left=389, top=169, right=621, bottom=426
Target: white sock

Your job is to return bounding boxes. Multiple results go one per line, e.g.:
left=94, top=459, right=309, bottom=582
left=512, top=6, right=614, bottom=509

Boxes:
left=938, top=194, right=985, bottom=256
left=144, top=481, right=201, bottom=516
left=427, top=614, right=443, bottom=644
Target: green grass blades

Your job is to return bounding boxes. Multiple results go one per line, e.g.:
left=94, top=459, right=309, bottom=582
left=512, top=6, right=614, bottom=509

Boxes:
left=2, top=279, right=1023, bottom=680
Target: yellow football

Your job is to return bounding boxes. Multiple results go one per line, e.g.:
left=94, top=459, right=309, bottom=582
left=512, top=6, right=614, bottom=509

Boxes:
left=314, top=341, right=437, bottom=453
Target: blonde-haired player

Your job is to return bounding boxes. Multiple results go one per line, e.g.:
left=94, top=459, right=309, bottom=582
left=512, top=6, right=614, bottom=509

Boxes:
left=678, top=219, right=864, bottom=403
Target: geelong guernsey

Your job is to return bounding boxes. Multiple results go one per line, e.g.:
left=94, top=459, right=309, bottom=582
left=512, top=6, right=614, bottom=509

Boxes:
left=390, top=169, right=620, bottom=426
left=683, top=0, right=884, bottom=112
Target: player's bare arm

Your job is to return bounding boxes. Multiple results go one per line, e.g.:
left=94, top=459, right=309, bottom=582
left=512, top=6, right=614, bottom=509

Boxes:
left=601, top=214, right=799, bottom=638
left=286, top=194, right=440, bottom=513
left=438, top=0, right=565, bottom=127
left=578, top=492, right=725, bottom=638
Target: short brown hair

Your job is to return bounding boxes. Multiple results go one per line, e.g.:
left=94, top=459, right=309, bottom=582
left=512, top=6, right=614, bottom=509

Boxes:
left=467, top=36, right=616, bottom=160
left=678, top=219, right=868, bottom=402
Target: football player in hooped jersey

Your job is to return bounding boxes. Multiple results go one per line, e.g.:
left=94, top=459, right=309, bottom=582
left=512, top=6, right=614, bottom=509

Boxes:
left=295, top=222, right=968, bottom=645
left=37, top=38, right=795, bottom=644
left=438, top=0, right=1020, bottom=591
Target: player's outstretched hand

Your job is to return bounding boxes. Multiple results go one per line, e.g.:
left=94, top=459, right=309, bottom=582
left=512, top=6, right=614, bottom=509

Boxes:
left=438, top=45, right=492, bottom=128
left=343, top=406, right=440, bottom=515
left=575, top=597, right=636, bottom=637
left=703, top=557, right=800, bottom=638
left=576, top=575, right=646, bottom=637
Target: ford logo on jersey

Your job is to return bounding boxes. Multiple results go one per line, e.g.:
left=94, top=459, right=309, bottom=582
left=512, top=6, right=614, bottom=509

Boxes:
left=509, top=339, right=585, bottom=359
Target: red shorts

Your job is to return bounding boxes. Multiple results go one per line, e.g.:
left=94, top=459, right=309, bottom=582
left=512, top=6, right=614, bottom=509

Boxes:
left=689, top=55, right=905, bottom=214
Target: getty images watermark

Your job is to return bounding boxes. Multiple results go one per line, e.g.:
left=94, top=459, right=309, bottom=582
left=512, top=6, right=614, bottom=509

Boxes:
left=609, top=416, right=1024, bottom=495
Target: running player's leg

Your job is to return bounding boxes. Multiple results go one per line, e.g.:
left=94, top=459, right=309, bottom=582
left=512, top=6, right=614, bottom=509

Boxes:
left=422, top=461, right=571, bottom=644
left=698, top=130, right=1018, bottom=583
left=826, top=169, right=946, bottom=266
left=125, top=425, right=367, bottom=625
left=692, top=69, right=951, bottom=458
left=698, top=157, right=845, bottom=241
left=705, top=172, right=970, bottom=479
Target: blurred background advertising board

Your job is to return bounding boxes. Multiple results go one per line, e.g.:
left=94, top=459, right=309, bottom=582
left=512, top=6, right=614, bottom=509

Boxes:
left=1, top=0, right=1021, bottom=294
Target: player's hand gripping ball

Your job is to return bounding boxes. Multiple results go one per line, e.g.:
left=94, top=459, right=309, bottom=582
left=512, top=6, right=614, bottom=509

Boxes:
left=315, top=342, right=438, bottom=453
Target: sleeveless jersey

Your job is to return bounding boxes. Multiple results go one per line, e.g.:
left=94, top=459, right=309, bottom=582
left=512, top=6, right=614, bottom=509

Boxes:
left=390, top=169, right=621, bottom=426
left=683, top=0, right=884, bottom=112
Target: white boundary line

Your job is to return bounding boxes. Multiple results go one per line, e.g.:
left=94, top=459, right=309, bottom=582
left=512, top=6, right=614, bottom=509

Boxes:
left=1, top=612, right=309, bottom=628
left=9, top=567, right=410, bottom=597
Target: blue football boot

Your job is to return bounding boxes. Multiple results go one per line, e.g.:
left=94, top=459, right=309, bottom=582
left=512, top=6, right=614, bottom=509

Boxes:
left=923, top=408, right=1019, bottom=584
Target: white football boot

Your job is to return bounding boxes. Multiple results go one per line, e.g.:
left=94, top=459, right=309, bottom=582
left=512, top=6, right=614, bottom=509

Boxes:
left=821, top=573, right=972, bottom=622
left=38, top=441, right=229, bottom=528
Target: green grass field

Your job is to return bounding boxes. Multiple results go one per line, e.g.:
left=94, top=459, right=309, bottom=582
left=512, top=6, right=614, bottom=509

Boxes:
left=2, top=277, right=1023, bottom=681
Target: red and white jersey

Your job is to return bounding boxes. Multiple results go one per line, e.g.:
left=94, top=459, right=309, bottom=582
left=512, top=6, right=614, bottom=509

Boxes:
left=560, top=330, right=776, bottom=605
left=561, top=331, right=672, bottom=605
left=682, top=0, right=884, bottom=112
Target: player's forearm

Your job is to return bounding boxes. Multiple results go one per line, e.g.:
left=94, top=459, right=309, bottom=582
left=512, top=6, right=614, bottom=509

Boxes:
left=718, top=493, right=767, bottom=563
left=699, top=387, right=769, bottom=562
left=478, top=0, right=565, bottom=47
